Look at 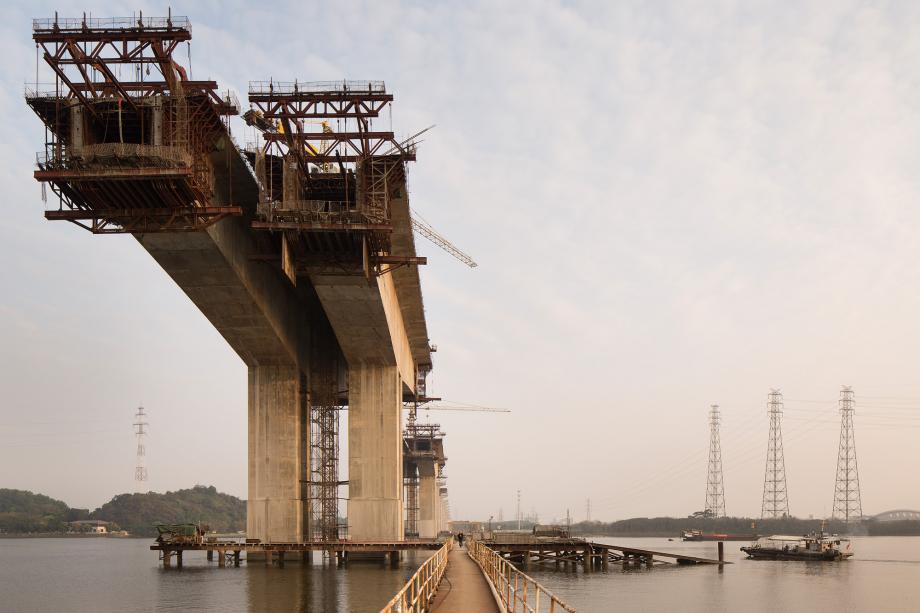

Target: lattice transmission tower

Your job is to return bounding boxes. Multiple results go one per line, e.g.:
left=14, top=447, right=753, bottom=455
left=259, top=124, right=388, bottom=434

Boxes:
left=705, top=405, right=726, bottom=517
left=832, top=386, right=862, bottom=524
left=133, top=406, right=148, bottom=491
left=761, top=389, right=790, bottom=518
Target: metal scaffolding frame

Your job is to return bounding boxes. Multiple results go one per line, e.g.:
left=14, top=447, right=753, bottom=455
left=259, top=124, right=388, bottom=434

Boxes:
left=27, top=12, right=240, bottom=233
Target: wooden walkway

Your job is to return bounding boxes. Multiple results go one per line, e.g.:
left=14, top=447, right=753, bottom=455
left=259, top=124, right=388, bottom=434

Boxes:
left=429, top=547, right=500, bottom=613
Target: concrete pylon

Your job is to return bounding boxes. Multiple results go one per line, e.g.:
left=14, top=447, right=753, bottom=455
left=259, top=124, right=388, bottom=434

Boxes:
left=347, top=364, right=405, bottom=540
left=418, top=461, right=439, bottom=539
left=247, top=365, right=305, bottom=542
left=311, top=273, right=415, bottom=542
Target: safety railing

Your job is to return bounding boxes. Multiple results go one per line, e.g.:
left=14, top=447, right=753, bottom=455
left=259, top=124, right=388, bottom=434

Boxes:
left=468, top=540, right=577, bottom=613
left=36, top=143, right=192, bottom=169
left=249, top=80, right=386, bottom=95
left=33, top=16, right=191, bottom=32
left=380, top=539, right=452, bottom=613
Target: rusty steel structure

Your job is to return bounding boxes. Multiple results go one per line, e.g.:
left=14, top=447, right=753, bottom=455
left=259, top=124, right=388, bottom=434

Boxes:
left=244, top=79, right=424, bottom=279
left=403, top=417, right=446, bottom=538
left=308, top=346, right=345, bottom=543
left=27, top=13, right=242, bottom=233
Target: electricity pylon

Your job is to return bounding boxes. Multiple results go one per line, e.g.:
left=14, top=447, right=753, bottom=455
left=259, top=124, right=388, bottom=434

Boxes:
left=761, top=389, right=789, bottom=518
left=832, top=386, right=862, bottom=524
left=705, top=405, right=726, bottom=517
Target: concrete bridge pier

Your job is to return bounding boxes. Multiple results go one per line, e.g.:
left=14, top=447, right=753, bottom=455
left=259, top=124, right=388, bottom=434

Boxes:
left=418, top=461, right=440, bottom=539
left=347, top=363, right=405, bottom=541
left=247, top=365, right=306, bottom=543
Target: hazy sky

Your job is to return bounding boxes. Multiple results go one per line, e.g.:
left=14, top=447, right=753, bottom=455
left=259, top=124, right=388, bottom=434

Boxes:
left=2, top=0, right=920, bottom=522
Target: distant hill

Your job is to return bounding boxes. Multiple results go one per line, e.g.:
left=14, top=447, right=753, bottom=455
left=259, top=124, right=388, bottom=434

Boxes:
left=91, top=486, right=246, bottom=537
left=0, top=486, right=245, bottom=537
left=0, top=489, right=89, bottom=533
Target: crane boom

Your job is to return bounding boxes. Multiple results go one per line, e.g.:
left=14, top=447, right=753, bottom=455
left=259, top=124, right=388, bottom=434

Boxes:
left=423, top=405, right=510, bottom=413
left=410, top=212, right=478, bottom=268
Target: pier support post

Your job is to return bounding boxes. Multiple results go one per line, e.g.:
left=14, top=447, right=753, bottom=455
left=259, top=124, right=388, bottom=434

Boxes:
left=389, top=551, right=400, bottom=568
left=718, top=541, right=724, bottom=563
left=233, top=551, right=241, bottom=567
left=277, top=552, right=285, bottom=568
left=248, top=365, right=306, bottom=545
left=602, top=548, right=609, bottom=570
left=265, top=551, right=273, bottom=567
left=346, top=364, right=405, bottom=541
left=583, top=546, right=592, bottom=573
left=217, top=549, right=226, bottom=567
left=207, top=550, right=214, bottom=562
left=176, top=550, right=183, bottom=569
left=162, top=550, right=172, bottom=568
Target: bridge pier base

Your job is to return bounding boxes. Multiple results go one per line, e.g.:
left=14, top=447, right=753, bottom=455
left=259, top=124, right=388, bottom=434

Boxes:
left=247, top=365, right=306, bottom=545
left=347, top=364, right=405, bottom=541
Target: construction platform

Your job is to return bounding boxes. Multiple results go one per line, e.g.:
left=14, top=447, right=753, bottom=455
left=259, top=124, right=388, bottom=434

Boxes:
left=484, top=538, right=729, bottom=570
left=150, top=540, right=445, bottom=568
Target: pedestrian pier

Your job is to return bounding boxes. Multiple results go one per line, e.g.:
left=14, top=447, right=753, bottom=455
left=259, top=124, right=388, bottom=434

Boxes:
left=382, top=540, right=575, bottom=613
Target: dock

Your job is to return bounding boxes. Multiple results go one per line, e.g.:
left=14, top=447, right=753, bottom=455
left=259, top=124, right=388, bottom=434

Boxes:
left=484, top=538, right=729, bottom=570
left=150, top=540, right=443, bottom=568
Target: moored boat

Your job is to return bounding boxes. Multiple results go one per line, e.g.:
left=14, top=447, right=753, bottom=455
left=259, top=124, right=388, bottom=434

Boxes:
left=681, top=529, right=757, bottom=541
left=740, top=532, right=853, bottom=561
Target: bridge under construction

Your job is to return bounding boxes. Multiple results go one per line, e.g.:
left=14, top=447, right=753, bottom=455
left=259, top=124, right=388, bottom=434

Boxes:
left=25, top=13, right=728, bottom=611
left=26, top=12, right=455, bottom=548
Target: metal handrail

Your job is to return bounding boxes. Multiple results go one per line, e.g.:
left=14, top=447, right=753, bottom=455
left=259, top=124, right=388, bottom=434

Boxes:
left=249, top=80, right=386, bottom=95
left=32, top=16, right=191, bottom=32
left=36, top=143, right=192, bottom=169
left=468, top=540, right=577, bottom=613
left=380, top=539, right=452, bottom=613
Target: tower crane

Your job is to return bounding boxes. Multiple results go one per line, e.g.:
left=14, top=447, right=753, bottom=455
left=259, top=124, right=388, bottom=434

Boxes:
left=410, top=210, right=478, bottom=268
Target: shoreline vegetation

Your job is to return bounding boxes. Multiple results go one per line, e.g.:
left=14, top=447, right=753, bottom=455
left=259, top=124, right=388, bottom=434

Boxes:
left=0, top=486, right=245, bottom=537
left=468, top=516, right=920, bottom=538
left=3, top=487, right=919, bottom=538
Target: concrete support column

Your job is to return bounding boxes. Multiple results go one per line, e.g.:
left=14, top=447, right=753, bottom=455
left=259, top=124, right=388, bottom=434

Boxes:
left=69, top=102, right=84, bottom=155
left=418, top=464, right=439, bottom=539
left=248, top=365, right=305, bottom=544
left=347, top=363, right=404, bottom=541
left=152, top=96, right=163, bottom=146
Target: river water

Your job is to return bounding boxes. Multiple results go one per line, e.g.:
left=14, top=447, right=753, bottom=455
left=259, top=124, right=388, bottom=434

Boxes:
left=529, top=536, right=920, bottom=613
left=0, top=536, right=918, bottom=612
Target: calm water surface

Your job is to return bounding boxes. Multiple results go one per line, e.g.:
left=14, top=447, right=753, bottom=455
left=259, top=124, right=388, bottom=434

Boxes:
left=0, top=538, right=426, bottom=612
left=1, top=536, right=919, bottom=612
left=530, top=536, right=920, bottom=613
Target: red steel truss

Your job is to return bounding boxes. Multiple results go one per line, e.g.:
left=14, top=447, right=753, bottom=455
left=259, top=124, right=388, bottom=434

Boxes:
left=28, top=13, right=241, bottom=233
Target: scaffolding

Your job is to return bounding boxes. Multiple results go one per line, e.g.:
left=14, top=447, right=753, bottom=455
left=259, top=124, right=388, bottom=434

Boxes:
left=308, top=330, right=344, bottom=542
left=244, top=80, right=421, bottom=279
left=403, top=415, right=446, bottom=539
left=27, top=13, right=240, bottom=233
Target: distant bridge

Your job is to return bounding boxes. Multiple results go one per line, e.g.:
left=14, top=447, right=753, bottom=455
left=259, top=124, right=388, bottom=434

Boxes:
left=871, top=510, right=920, bottom=522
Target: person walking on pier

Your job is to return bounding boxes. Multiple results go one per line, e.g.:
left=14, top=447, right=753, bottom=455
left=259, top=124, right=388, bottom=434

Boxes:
left=457, top=532, right=465, bottom=548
